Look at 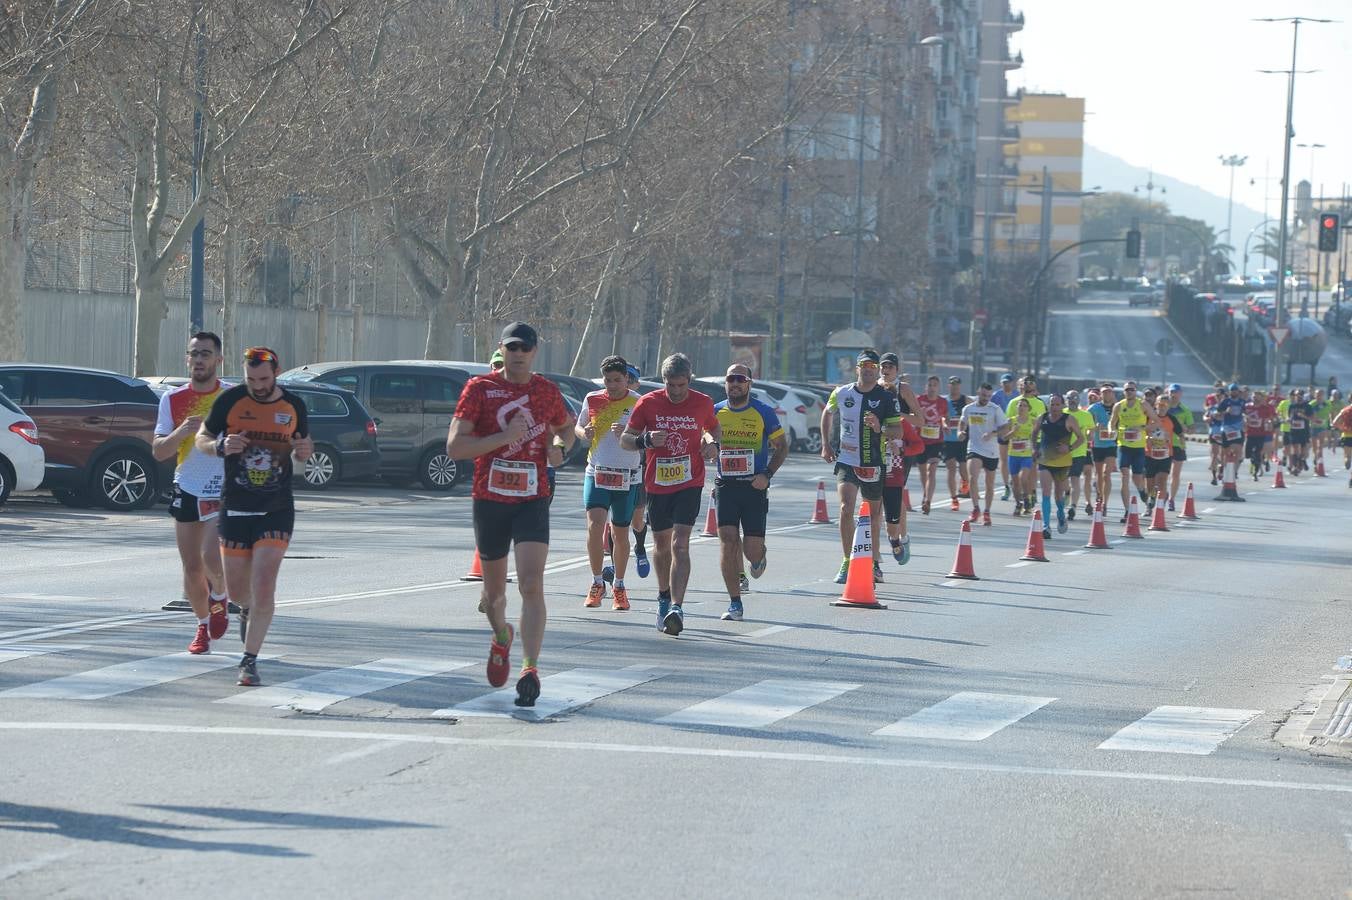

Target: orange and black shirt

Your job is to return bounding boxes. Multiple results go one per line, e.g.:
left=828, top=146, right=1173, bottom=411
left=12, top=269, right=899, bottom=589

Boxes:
left=203, top=384, right=309, bottom=513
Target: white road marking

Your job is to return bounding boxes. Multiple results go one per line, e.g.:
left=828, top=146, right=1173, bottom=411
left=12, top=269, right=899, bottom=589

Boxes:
left=1202, top=507, right=1217, bottom=514
left=0, top=644, right=85, bottom=664
left=0, top=651, right=241, bottom=700
left=742, top=624, right=795, bottom=639
left=875, top=692, right=1056, bottom=741
left=1062, top=549, right=1088, bottom=556
left=217, top=658, right=475, bottom=712
left=1, top=594, right=102, bottom=602
left=1098, top=706, right=1262, bottom=755
left=940, top=579, right=968, bottom=587
left=657, top=679, right=859, bottom=729
left=10, top=720, right=1351, bottom=794
left=433, top=664, right=665, bottom=721
left=0, top=612, right=176, bottom=644
left=1005, top=561, right=1035, bottom=568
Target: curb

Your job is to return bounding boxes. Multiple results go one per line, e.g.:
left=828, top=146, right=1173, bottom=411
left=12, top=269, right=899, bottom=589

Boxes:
left=1306, top=675, right=1352, bottom=745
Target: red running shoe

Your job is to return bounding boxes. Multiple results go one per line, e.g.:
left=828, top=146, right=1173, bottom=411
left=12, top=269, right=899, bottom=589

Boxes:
left=967, top=507, right=980, bottom=523
left=611, top=585, right=630, bottom=611
left=584, top=582, right=604, bottom=608
left=982, top=511, right=992, bottom=527
left=486, top=624, right=514, bottom=687
left=188, top=623, right=210, bottom=655
left=207, top=596, right=229, bottom=640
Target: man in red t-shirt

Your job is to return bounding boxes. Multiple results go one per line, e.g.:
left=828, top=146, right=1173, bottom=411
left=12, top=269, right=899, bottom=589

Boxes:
left=1243, top=389, right=1277, bottom=478
left=915, top=375, right=949, bottom=515
left=448, top=322, right=574, bottom=708
left=622, top=353, right=721, bottom=636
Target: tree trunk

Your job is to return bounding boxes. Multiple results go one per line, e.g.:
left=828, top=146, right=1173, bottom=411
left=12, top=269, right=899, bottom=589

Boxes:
left=0, top=190, right=24, bottom=362
left=569, top=242, right=621, bottom=376
left=425, top=280, right=461, bottom=359
left=221, top=213, right=237, bottom=375
left=133, top=277, right=169, bottom=376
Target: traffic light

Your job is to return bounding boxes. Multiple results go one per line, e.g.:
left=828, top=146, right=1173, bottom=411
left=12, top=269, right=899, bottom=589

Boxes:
left=1318, top=213, right=1340, bottom=252
left=1125, top=229, right=1141, bottom=259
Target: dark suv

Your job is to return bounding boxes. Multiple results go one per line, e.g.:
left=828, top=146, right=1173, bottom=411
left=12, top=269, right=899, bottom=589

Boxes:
left=0, top=364, right=167, bottom=510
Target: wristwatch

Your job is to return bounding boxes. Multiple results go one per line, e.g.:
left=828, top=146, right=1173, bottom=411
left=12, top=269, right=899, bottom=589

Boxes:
left=215, top=435, right=227, bottom=457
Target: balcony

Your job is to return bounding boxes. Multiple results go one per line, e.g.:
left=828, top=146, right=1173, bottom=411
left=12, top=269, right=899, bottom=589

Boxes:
left=1007, top=10, right=1025, bottom=32
left=1002, top=51, right=1023, bottom=70
left=1001, top=87, right=1023, bottom=106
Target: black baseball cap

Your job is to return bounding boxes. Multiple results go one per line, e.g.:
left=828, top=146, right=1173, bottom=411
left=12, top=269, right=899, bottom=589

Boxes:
left=500, top=322, right=538, bottom=350
left=857, top=349, right=881, bottom=365
left=948, top=375, right=961, bottom=384
left=880, top=352, right=899, bottom=366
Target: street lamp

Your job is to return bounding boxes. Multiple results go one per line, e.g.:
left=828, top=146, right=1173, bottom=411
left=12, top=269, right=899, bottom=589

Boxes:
left=1132, top=171, right=1166, bottom=279
left=1218, top=155, right=1247, bottom=249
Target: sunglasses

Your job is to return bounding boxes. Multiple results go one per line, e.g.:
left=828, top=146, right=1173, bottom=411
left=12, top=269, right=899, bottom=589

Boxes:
left=725, top=374, right=750, bottom=383
left=187, top=349, right=216, bottom=359
left=243, top=347, right=277, bottom=366
left=858, top=362, right=879, bottom=370
left=503, top=342, right=532, bottom=352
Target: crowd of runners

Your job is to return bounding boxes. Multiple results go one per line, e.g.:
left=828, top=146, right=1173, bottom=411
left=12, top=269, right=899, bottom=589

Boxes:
left=151, top=324, right=1352, bottom=708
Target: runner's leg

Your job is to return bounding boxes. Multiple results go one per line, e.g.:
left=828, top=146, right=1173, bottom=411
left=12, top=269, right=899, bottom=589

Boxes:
left=718, top=525, right=742, bottom=598
left=512, top=541, right=548, bottom=667
left=175, top=521, right=211, bottom=620
left=670, top=524, right=693, bottom=605
left=586, top=506, right=607, bottom=577
left=653, top=527, right=674, bottom=595
left=240, top=543, right=286, bottom=656
left=837, top=480, right=859, bottom=558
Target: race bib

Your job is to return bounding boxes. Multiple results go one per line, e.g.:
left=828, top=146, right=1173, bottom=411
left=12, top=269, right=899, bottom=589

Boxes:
left=945, top=417, right=960, bottom=428
left=654, top=455, right=692, bottom=487
left=920, top=425, right=941, bottom=440
left=1122, top=428, right=1141, bottom=443
left=1290, top=417, right=1306, bottom=430
left=488, top=458, right=538, bottom=497
left=853, top=466, right=880, bottom=483
left=1148, top=446, right=1171, bottom=459
left=1098, top=427, right=1114, bottom=442
left=197, top=498, right=222, bottom=521
left=719, top=448, right=754, bottom=476
left=1011, top=439, right=1030, bottom=453
left=968, top=414, right=986, bottom=426
left=1224, top=428, right=1241, bottom=442
left=593, top=466, right=631, bottom=489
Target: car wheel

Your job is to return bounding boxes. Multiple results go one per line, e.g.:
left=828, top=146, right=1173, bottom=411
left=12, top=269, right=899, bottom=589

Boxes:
left=0, top=458, right=12, bottom=507
left=300, top=444, right=341, bottom=490
left=803, top=427, right=823, bottom=454
left=91, top=449, right=158, bottom=511
left=418, top=447, right=460, bottom=491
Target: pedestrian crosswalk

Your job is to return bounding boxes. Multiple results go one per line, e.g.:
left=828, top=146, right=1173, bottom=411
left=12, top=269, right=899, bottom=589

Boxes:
left=0, top=643, right=1264, bottom=756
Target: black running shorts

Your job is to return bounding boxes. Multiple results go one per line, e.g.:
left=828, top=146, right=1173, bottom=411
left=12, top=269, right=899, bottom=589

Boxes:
left=472, top=496, right=550, bottom=561
left=219, top=508, right=294, bottom=556
left=647, top=485, right=703, bottom=532
left=834, top=462, right=884, bottom=502
left=966, top=453, right=998, bottom=472
left=714, top=479, right=768, bottom=537
left=169, top=486, right=221, bottom=524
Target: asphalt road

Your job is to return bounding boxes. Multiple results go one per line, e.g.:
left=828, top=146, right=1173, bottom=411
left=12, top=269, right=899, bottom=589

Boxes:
left=3, top=448, right=1352, bottom=898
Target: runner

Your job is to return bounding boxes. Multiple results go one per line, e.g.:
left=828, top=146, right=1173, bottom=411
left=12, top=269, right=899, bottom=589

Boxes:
left=621, top=353, right=721, bottom=636
left=1285, top=388, right=1314, bottom=475
left=1086, top=384, right=1118, bottom=515
left=1005, top=376, right=1046, bottom=515
left=1275, top=389, right=1293, bottom=472
left=820, top=349, right=902, bottom=585
left=1064, top=390, right=1094, bottom=520
left=1205, top=381, right=1224, bottom=481
left=1108, top=381, right=1161, bottom=522
left=1165, top=383, right=1194, bottom=510
left=990, top=373, right=1017, bottom=500
left=1310, top=388, right=1332, bottom=460
left=577, top=356, right=640, bottom=612
left=153, top=332, right=228, bottom=655
left=1243, top=389, right=1277, bottom=480
left=446, top=323, right=574, bottom=707
left=1031, top=393, right=1085, bottom=537
left=713, top=364, right=789, bottom=621
left=195, top=347, right=312, bottom=687
left=1006, top=398, right=1038, bottom=516
left=1332, top=396, right=1352, bottom=483
left=915, top=376, right=948, bottom=515
left=880, top=357, right=923, bottom=564
left=959, top=382, right=1010, bottom=526
left=942, top=375, right=970, bottom=511
left=622, top=364, right=652, bottom=580
left=1145, top=395, right=1181, bottom=508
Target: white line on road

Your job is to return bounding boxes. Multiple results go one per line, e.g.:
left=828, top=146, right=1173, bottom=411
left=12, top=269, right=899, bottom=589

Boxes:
left=874, top=692, right=1056, bottom=741
left=8, top=720, right=1350, bottom=795
left=0, top=612, right=177, bottom=644
left=216, top=658, right=475, bottom=712
left=656, top=679, right=859, bottom=729
left=1202, top=507, right=1217, bottom=514
left=742, top=624, right=795, bottom=639
left=433, top=664, right=665, bottom=721
left=0, top=651, right=240, bottom=701
left=1005, top=561, right=1035, bottom=568
left=0, top=644, right=85, bottom=664
left=1098, top=706, right=1262, bottom=755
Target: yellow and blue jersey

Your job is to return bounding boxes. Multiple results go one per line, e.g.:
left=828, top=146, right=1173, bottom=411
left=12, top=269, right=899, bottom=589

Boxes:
left=715, top=398, right=784, bottom=480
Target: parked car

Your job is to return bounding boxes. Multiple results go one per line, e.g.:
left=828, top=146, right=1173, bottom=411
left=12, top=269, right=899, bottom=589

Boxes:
left=0, top=389, right=45, bottom=506
left=1127, top=283, right=1156, bottom=307
left=280, top=361, right=474, bottom=490
left=751, top=379, right=818, bottom=453
left=0, top=364, right=167, bottom=510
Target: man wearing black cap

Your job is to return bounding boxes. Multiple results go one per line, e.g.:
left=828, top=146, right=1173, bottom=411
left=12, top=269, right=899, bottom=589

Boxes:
left=821, top=349, right=905, bottom=585
left=447, top=322, right=575, bottom=707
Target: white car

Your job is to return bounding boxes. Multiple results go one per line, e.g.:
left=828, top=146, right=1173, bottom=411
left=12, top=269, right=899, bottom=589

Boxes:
left=0, top=390, right=45, bottom=505
left=751, top=380, right=815, bottom=451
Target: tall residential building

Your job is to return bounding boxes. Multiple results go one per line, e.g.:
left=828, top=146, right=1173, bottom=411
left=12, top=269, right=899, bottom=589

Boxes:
left=1005, top=93, right=1086, bottom=285
left=974, top=0, right=1022, bottom=265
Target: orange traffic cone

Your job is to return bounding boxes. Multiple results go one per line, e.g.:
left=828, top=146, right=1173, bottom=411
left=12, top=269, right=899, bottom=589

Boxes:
left=1084, top=502, right=1112, bottom=549
left=808, top=480, right=832, bottom=524
left=832, top=500, right=885, bottom=609
left=1122, top=495, right=1145, bottom=538
left=461, top=548, right=484, bottom=581
left=948, top=521, right=979, bottom=579
left=1216, top=460, right=1245, bottom=501
left=1316, top=453, right=1327, bottom=477
left=904, top=487, right=915, bottom=512
left=1148, top=491, right=1169, bottom=531
left=1273, top=466, right=1287, bottom=488
left=1179, top=482, right=1200, bottom=520
left=1020, top=509, right=1049, bottom=562
left=701, top=488, right=719, bottom=537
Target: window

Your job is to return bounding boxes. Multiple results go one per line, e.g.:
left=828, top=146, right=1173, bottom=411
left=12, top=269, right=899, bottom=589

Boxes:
left=31, top=371, right=110, bottom=406
left=294, top=390, right=348, bottom=417
left=422, top=376, right=464, bottom=415
left=323, top=372, right=360, bottom=394
left=0, top=372, right=25, bottom=403
left=368, top=374, right=421, bottom=415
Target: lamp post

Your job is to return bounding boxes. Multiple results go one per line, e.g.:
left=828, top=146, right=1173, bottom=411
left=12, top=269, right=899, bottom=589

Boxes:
left=1242, top=218, right=1276, bottom=279
left=1218, top=155, right=1247, bottom=250
left=1132, top=171, right=1166, bottom=280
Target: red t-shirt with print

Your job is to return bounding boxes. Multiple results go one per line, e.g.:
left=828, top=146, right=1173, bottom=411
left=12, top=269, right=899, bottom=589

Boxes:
left=627, top=388, right=719, bottom=495
left=453, top=372, right=570, bottom=503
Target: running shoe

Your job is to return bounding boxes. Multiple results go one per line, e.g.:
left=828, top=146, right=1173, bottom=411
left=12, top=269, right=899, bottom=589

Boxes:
left=1001, top=484, right=1011, bottom=500
left=486, top=624, right=514, bottom=688
left=1012, top=504, right=1023, bottom=517
left=968, top=507, right=980, bottom=523
left=1084, top=501, right=1093, bottom=516
left=514, top=667, right=540, bottom=708
left=584, top=582, right=604, bottom=608
left=662, top=604, right=684, bottom=636
left=657, top=596, right=671, bottom=630
left=188, top=624, right=210, bottom=655
left=949, top=498, right=959, bottom=512
left=611, top=585, right=630, bottom=611
left=873, top=561, right=884, bottom=584
left=601, top=564, right=615, bottom=585
left=749, top=553, right=767, bottom=579
left=227, top=600, right=242, bottom=615
left=739, top=573, right=750, bottom=593
left=922, top=500, right=931, bottom=515
left=1210, top=475, right=1218, bottom=485
left=721, top=600, right=744, bottom=622
left=982, top=512, right=992, bottom=527
left=1056, top=511, right=1068, bottom=535
left=1067, top=507, right=1076, bottom=522
left=635, top=550, right=651, bottom=579
left=1167, top=499, right=1176, bottom=512
left=238, top=608, right=249, bottom=644
left=1042, top=528, right=1052, bottom=540
left=1120, top=514, right=1128, bottom=523
left=207, top=597, right=229, bottom=640
left=237, top=656, right=260, bottom=687
left=834, top=558, right=849, bottom=584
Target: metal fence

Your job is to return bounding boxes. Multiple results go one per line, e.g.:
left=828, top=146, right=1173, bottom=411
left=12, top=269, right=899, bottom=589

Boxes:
left=1167, top=288, right=1269, bottom=384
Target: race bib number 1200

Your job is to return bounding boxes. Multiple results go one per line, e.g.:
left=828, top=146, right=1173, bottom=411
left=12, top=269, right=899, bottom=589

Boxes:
left=655, top=455, right=692, bottom=487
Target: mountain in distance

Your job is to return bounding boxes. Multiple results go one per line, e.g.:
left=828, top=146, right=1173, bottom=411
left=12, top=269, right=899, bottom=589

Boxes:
left=1084, top=145, right=1269, bottom=261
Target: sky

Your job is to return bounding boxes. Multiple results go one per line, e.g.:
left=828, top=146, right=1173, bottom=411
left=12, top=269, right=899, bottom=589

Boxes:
left=1010, top=1, right=1351, bottom=218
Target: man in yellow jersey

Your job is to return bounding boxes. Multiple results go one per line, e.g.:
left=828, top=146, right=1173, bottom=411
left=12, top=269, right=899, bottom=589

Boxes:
left=1064, top=390, right=1095, bottom=521
left=1005, top=376, right=1045, bottom=515
left=1108, top=381, right=1162, bottom=522
left=1005, top=397, right=1039, bottom=517
left=576, top=356, right=640, bottom=611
